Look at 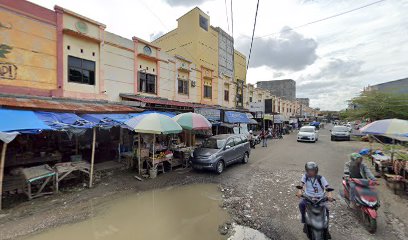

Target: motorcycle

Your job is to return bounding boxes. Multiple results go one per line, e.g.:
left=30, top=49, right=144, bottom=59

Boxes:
left=342, top=178, right=380, bottom=233
left=296, top=186, right=334, bottom=240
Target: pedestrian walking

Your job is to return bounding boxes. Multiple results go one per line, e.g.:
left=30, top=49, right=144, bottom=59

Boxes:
left=261, top=129, right=268, bottom=147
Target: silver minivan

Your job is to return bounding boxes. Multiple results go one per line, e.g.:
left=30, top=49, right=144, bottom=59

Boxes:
left=191, top=134, right=251, bottom=174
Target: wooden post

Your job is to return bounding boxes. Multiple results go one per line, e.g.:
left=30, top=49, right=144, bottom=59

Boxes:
left=89, top=128, right=96, bottom=188
left=391, top=139, right=396, bottom=161
left=75, top=135, right=79, bottom=155
left=138, top=133, right=141, bottom=175
left=152, top=134, right=155, bottom=167
left=0, top=143, right=7, bottom=210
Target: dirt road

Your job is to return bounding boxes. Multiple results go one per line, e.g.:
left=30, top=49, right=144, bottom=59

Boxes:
left=0, top=126, right=407, bottom=240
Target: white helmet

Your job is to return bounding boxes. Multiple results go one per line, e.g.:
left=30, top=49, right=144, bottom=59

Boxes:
left=249, top=130, right=253, bottom=134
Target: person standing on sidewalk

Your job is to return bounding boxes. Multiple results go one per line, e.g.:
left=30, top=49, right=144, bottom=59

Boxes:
left=261, top=129, right=268, bottom=147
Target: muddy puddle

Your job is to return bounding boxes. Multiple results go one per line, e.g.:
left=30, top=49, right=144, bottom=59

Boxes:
left=25, top=184, right=229, bottom=240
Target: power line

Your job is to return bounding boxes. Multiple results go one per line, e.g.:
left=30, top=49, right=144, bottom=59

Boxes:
left=224, top=0, right=230, bottom=34
left=247, top=0, right=260, bottom=70
left=254, top=0, right=387, bottom=39
left=230, top=0, right=234, bottom=40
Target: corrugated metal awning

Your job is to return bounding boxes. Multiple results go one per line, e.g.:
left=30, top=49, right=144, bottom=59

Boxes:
left=0, top=96, right=142, bottom=113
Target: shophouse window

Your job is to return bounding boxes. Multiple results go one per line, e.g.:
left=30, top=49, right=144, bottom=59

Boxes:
left=204, top=85, right=212, bottom=98
left=199, top=15, right=208, bottom=31
left=178, top=79, right=189, bottom=94
left=249, top=97, right=253, bottom=102
left=68, top=56, right=95, bottom=85
left=139, top=72, right=156, bottom=94
left=224, top=90, right=229, bottom=101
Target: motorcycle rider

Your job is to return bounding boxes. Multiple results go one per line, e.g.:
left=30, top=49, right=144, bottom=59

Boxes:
left=296, top=162, right=334, bottom=237
left=343, top=153, right=376, bottom=207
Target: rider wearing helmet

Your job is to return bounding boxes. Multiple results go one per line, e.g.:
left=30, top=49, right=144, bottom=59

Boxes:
left=297, top=162, right=334, bottom=234
left=344, top=153, right=376, bottom=205
left=344, top=153, right=375, bottom=180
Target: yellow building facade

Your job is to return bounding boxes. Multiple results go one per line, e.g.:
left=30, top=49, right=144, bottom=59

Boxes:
left=153, top=7, right=248, bottom=109
left=0, top=1, right=57, bottom=96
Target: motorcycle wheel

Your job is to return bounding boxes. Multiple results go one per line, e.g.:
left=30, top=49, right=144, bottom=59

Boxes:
left=362, top=211, right=377, bottom=233
left=367, top=216, right=377, bottom=233
left=311, top=228, right=324, bottom=240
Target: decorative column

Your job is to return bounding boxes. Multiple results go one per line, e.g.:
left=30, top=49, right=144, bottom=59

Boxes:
left=98, top=25, right=106, bottom=98
left=54, top=6, right=64, bottom=97
left=156, top=48, right=161, bottom=96
left=132, top=37, right=139, bottom=95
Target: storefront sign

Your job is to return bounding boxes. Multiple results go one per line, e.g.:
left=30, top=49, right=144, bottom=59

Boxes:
left=0, top=63, right=17, bottom=80
left=249, top=102, right=264, bottom=113
left=194, top=108, right=220, bottom=121
left=224, top=111, right=250, bottom=124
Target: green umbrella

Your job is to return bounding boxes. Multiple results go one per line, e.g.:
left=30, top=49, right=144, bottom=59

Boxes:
left=125, top=113, right=182, bottom=134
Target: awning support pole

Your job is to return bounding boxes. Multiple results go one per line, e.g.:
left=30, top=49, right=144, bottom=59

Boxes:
left=89, top=128, right=96, bottom=188
left=152, top=134, right=155, bottom=167
left=0, top=143, right=7, bottom=210
left=138, top=133, right=141, bottom=175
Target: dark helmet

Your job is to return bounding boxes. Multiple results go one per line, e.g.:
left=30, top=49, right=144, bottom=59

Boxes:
left=305, top=162, right=318, bottom=173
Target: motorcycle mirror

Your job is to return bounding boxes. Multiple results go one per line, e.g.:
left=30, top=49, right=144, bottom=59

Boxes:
left=295, top=185, right=303, bottom=190
left=326, top=188, right=334, bottom=192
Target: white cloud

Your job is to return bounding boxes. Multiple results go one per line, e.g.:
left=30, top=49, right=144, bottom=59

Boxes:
left=237, top=27, right=318, bottom=70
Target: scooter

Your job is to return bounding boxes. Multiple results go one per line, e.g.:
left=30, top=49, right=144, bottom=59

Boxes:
left=296, top=186, right=334, bottom=240
left=342, top=178, right=380, bottom=233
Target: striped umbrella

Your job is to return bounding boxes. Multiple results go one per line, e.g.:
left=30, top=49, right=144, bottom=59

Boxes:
left=360, top=118, right=408, bottom=138
left=125, top=113, right=182, bottom=134
left=125, top=113, right=182, bottom=170
left=173, top=112, right=212, bottom=130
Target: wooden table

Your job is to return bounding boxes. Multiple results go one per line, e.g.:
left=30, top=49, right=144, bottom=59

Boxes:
left=172, top=147, right=194, bottom=168
left=21, top=164, right=56, bottom=200
left=54, top=161, right=90, bottom=192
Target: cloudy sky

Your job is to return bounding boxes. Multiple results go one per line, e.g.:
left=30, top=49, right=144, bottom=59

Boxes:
left=30, top=0, right=408, bottom=110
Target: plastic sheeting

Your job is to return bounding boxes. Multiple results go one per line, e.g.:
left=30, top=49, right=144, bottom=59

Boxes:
left=0, top=109, right=51, bottom=133
left=0, top=131, right=19, bottom=143
left=35, top=112, right=94, bottom=130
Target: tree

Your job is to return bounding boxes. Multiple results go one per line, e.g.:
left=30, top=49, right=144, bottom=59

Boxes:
left=343, top=91, right=408, bottom=120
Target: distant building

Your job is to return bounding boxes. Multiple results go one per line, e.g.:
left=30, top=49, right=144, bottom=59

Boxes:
left=296, top=98, right=310, bottom=107
left=365, top=78, right=408, bottom=94
left=256, top=79, right=296, bottom=101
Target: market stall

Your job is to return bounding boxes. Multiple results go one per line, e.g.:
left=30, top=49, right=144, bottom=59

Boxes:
left=124, top=113, right=183, bottom=178
left=173, top=112, right=212, bottom=167
left=360, top=118, right=408, bottom=194
left=0, top=109, right=52, bottom=209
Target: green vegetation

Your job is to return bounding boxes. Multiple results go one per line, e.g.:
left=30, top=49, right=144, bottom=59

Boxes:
left=341, top=91, right=408, bottom=120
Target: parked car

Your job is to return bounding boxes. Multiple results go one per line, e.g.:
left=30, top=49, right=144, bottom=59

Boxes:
left=331, top=125, right=351, bottom=141
left=297, top=126, right=318, bottom=143
left=191, top=134, right=251, bottom=174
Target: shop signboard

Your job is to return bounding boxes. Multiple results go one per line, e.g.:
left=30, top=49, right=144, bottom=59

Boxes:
left=194, top=108, right=221, bottom=121
left=249, top=102, right=264, bottom=113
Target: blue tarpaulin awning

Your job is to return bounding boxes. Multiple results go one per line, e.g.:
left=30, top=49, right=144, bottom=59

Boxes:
left=0, top=109, right=52, bottom=133
left=134, top=111, right=176, bottom=118
left=35, top=112, right=94, bottom=130
left=224, top=111, right=250, bottom=124
left=81, top=112, right=176, bottom=128
left=81, top=114, right=130, bottom=128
